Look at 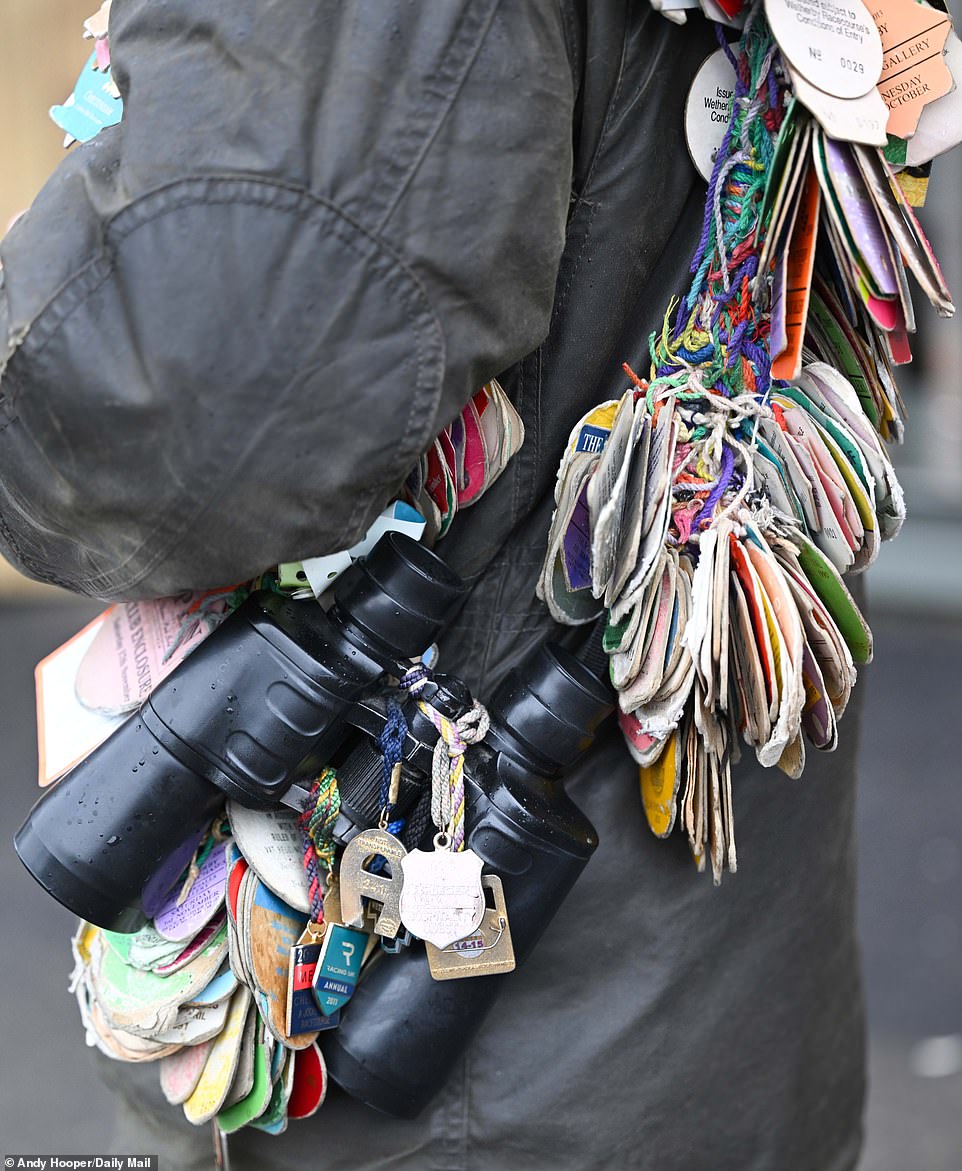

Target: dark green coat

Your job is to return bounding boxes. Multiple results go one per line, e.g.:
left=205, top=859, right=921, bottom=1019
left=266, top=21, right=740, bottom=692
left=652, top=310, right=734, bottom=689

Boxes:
left=1, top=2, right=864, bottom=1167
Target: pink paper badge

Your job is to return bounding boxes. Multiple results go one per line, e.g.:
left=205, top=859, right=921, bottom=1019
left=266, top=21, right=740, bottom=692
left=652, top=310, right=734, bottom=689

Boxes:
left=75, top=592, right=233, bottom=715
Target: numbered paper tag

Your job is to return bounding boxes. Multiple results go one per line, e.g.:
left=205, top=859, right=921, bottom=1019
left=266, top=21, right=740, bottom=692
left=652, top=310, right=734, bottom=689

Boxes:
left=765, top=0, right=883, bottom=99
left=786, top=62, right=889, bottom=146
left=399, top=840, right=485, bottom=950
left=228, top=802, right=312, bottom=914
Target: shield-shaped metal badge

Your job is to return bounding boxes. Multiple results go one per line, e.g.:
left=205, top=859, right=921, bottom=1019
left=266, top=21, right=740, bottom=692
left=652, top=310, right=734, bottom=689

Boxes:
left=398, top=845, right=485, bottom=950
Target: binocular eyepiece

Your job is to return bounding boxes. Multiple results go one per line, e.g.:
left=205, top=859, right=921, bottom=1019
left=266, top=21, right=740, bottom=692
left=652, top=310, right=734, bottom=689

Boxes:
left=330, top=641, right=614, bottom=849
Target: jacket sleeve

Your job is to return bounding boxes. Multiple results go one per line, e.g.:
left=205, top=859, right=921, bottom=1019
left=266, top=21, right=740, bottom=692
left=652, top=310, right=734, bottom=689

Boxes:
left=0, top=0, right=575, bottom=599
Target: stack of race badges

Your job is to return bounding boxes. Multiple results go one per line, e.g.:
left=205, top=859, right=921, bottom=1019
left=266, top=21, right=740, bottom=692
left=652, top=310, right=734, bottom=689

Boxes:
left=39, top=523, right=513, bottom=1137
left=401, top=379, right=525, bottom=543
left=540, top=0, right=958, bottom=882
left=655, top=0, right=962, bottom=191
left=279, top=379, right=524, bottom=595
left=65, top=685, right=513, bottom=1136
left=69, top=820, right=333, bottom=1134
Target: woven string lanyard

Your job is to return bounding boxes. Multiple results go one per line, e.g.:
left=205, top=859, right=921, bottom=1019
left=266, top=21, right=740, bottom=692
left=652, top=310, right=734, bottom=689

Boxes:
left=298, top=767, right=340, bottom=924
left=648, top=13, right=782, bottom=414
left=401, top=666, right=490, bottom=852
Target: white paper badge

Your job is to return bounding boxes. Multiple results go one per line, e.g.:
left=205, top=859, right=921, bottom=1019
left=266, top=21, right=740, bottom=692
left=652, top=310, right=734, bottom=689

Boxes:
left=399, top=842, right=485, bottom=950
left=765, top=0, right=883, bottom=99
left=299, top=501, right=426, bottom=598
left=685, top=48, right=739, bottom=181
left=76, top=593, right=226, bottom=715
left=154, top=842, right=229, bottom=943
left=35, top=613, right=125, bottom=787
left=787, top=62, right=888, bottom=146
left=227, top=801, right=313, bottom=915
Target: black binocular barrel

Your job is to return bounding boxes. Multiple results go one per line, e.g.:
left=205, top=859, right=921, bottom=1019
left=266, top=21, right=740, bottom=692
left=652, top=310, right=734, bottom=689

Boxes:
left=324, top=643, right=614, bottom=1118
left=15, top=534, right=469, bottom=932
left=333, top=674, right=475, bottom=845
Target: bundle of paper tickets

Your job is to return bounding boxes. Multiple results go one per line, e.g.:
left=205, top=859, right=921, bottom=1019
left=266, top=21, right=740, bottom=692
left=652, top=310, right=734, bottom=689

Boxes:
left=69, top=815, right=343, bottom=1133
left=539, top=0, right=958, bottom=881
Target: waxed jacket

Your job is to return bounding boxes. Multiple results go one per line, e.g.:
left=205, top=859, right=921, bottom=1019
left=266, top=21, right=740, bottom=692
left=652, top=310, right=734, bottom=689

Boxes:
left=2, top=3, right=865, bottom=1169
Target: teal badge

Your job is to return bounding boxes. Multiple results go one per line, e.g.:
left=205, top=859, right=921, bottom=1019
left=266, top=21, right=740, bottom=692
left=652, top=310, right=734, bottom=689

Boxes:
left=50, top=52, right=123, bottom=143
left=311, top=923, right=367, bottom=1016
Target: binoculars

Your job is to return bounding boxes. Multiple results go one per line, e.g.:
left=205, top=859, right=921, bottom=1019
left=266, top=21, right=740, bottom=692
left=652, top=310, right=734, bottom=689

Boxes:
left=321, top=635, right=614, bottom=1116
left=15, top=532, right=614, bottom=1117
left=16, top=534, right=469, bottom=932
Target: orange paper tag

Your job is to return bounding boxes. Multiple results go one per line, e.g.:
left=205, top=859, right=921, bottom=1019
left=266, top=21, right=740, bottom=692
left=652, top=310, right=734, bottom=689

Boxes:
left=871, top=0, right=953, bottom=138
left=771, top=167, right=821, bottom=381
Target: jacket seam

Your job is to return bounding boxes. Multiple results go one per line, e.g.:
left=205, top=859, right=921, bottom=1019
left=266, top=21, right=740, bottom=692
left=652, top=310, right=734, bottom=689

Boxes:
left=551, top=6, right=681, bottom=333
left=374, top=0, right=501, bottom=237
left=559, top=0, right=584, bottom=86
left=110, top=179, right=444, bottom=507
left=476, top=560, right=510, bottom=692
left=549, top=18, right=627, bottom=325
left=0, top=256, right=115, bottom=411
left=510, top=357, right=526, bottom=530
left=568, top=3, right=629, bottom=204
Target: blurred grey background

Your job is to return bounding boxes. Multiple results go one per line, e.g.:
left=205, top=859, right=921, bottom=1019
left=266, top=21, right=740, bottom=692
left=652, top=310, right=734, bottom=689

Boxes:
left=0, top=2, right=959, bottom=1168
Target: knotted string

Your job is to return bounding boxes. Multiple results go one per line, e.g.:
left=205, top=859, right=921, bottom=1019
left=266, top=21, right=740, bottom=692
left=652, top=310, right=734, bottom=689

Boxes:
left=415, top=700, right=490, bottom=852
left=377, top=700, right=408, bottom=835
left=400, top=665, right=489, bottom=852
left=175, top=817, right=230, bottom=907
left=635, top=9, right=786, bottom=545
left=298, top=768, right=340, bottom=924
